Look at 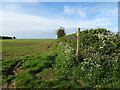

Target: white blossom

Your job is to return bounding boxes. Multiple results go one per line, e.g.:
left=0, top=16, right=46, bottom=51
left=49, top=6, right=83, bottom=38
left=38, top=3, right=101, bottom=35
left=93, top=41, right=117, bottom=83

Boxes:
left=99, top=47, right=103, bottom=49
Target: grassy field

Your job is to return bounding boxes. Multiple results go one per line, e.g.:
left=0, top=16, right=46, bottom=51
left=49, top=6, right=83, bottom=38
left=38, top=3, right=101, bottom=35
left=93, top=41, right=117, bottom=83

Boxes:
left=2, top=39, right=58, bottom=88
left=1, top=39, right=55, bottom=59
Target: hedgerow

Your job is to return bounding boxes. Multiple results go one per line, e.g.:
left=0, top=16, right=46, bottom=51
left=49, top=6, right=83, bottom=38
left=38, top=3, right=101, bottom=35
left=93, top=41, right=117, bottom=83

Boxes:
left=2, top=28, right=120, bottom=88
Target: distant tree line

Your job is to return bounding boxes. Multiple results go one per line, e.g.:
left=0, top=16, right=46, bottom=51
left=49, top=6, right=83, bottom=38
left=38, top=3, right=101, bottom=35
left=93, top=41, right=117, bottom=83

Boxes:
left=0, top=36, right=17, bottom=39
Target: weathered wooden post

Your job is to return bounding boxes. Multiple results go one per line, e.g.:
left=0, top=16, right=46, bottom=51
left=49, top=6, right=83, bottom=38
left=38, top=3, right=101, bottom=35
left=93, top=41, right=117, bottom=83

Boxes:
left=76, top=28, right=80, bottom=61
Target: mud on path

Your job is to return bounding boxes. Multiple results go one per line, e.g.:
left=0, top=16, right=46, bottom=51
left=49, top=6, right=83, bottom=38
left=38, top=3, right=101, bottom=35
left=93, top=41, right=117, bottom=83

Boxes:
left=2, top=59, right=27, bottom=88
left=35, top=67, right=57, bottom=80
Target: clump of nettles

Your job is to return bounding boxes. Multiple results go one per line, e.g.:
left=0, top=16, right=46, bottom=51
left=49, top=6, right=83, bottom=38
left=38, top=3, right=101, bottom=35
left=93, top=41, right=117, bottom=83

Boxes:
left=55, top=43, right=76, bottom=80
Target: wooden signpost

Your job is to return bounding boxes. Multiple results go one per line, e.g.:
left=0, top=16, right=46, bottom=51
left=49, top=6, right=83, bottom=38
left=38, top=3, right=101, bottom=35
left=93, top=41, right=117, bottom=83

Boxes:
left=65, top=28, right=80, bottom=61
left=76, top=28, right=80, bottom=61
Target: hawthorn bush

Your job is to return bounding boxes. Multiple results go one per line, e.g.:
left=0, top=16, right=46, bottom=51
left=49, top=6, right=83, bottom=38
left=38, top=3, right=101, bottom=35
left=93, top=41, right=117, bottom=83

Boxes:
left=54, top=28, right=120, bottom=88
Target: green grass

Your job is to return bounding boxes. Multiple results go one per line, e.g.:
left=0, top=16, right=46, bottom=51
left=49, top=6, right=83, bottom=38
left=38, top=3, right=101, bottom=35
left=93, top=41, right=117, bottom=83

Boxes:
left=1, top=39, right=55, bottom=59
left=2, top=51, right=58, bottom=88
left=2, top=28, right=120, bottom=88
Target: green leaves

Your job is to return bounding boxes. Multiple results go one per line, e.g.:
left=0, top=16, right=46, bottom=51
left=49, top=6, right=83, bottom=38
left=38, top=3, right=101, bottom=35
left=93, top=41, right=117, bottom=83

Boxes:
left=55, top=28, right=120, bottom=88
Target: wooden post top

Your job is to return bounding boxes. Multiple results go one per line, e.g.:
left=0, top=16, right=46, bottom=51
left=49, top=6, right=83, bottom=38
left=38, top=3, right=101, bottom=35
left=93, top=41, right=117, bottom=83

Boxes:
left=78, top=28, right=80, bottom=30
left=77, top=28, right=80, bottom=36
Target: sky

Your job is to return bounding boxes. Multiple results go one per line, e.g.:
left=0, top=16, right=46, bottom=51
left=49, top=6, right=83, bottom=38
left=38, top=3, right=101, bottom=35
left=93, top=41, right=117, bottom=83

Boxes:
left=0, top=2, right=118, bottom=39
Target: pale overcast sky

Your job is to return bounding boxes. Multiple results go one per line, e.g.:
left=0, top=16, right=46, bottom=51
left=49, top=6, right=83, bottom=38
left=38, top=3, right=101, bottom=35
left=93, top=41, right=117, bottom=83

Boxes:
left=0, top=1, right=118, bottom=39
